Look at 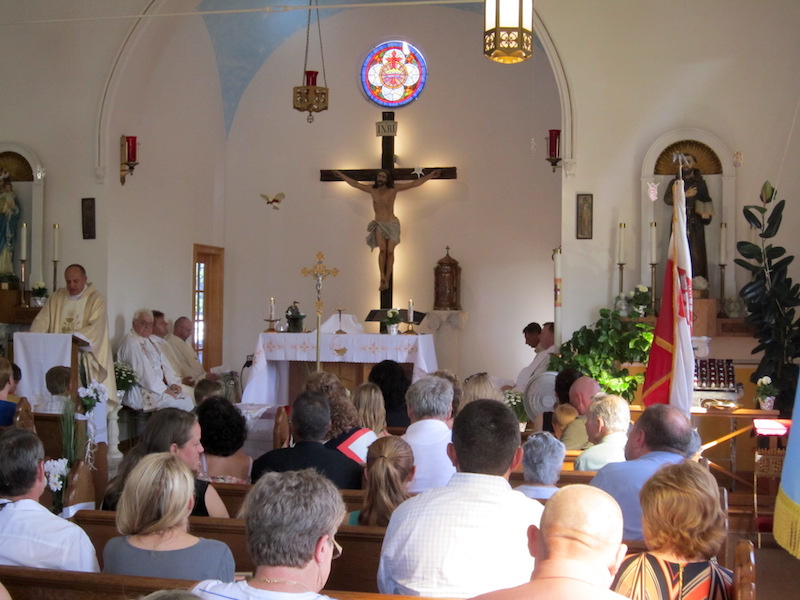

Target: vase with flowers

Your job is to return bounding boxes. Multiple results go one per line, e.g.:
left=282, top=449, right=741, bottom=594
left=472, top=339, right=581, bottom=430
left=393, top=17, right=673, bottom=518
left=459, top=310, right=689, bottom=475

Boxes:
left=755, top=376, right=779, bottom=410
left=382, top=308, right=402, bottom=335
left=31, top=282, right=48, bottom=307
left=626, top=284, right=653, bottom=317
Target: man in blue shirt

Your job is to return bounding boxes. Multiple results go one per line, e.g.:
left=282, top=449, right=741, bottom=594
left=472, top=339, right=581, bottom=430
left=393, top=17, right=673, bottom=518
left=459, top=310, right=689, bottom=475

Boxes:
left=590, top=404, right=692, bottom=540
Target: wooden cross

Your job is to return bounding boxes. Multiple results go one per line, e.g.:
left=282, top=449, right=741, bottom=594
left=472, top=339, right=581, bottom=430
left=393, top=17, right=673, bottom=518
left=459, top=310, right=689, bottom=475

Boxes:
left=321, top=110, right=457, bottom=309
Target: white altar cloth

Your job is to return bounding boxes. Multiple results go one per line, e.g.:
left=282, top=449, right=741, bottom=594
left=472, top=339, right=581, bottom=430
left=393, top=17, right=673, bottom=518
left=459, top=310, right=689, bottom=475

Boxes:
left=241, top=332, right=438, bottom=406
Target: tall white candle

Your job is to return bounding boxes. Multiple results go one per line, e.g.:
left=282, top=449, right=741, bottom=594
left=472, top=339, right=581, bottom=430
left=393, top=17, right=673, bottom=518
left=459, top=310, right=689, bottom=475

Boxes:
left=269, top=297, right=276, bottom=320
left=649, top=222, right=657, bottom=264
left=553, top=247, right=562, bottom=279
left=617, top=223, right=626, bottom=264
left=20, top=223, right=27, bottom=261
left=52, top=224, right=59, bottom=261
left=719, top=223, right=727, bottom=265
left=408, top=299, right=414, bottom=322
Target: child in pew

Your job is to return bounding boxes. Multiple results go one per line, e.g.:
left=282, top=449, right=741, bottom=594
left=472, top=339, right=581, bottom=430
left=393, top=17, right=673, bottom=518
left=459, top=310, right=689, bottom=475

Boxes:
left=552, top=402, right=579, bottom=440
left=0, top=359, right=16, bottom=426
left=194, top=378, right=223, bottom=405
left=350, top=436, right=414, bottom=526
left=103, top=453, right=234, bottom=582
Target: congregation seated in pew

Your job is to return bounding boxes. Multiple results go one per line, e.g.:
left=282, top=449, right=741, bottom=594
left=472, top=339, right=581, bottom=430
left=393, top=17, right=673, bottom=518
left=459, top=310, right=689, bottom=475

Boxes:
left=350, top=436, right=414, bottom=526
left=612, top=460, right=733, bottom=600
left=378, top=400, right=544, bottom=598
left=196, top=396, right=253, bottom=484
left=0, top=427, right=99, bottom=572
left=252, top=391, right=364, bottom=490
left=470, top=485, right=629, bottom=600
left=515, top=431, right=565, bottom=501
left=103, top=452, right=234, bottom=582
left=574, top=394, right=630, bottom=471
left=104, top=408, right=228, bottom=518
left=192, top=468, right=346, bottom=599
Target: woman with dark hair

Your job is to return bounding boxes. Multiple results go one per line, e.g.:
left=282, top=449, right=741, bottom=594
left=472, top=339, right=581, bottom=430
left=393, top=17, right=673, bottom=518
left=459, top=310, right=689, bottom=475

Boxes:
left=196, top=396, right=253, bottom=484
left=368, top=360, right=411, bottom=428
left=103, top=408, right=229, bottom=518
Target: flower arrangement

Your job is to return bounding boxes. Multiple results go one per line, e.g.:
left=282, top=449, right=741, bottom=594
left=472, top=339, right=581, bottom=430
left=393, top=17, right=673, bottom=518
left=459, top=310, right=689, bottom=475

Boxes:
left=43, top=458, right=69, bottom=514
left=626, top=284, right=653, bottom=316
left=114, top=361, right=137, bottom=392
left=78, top=381, right=108, bottom=413
left=31, top=282, right=48, bottom=298
left=504, top=390, right=528, bottom=424
left=756, top=376, right=779, bottom=400
left=382, top=308, right=402, bottom=326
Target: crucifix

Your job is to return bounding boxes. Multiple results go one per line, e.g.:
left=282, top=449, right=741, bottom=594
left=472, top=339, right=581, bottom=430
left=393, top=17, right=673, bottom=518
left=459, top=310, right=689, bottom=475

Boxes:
left=321, top=110, right=457, bottom=310
left=301, top=251, right=339, bottom=371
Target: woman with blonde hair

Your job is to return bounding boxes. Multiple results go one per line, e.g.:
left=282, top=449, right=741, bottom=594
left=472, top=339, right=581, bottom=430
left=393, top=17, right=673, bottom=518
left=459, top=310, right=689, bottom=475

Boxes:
left=459, top=372, right=503, bottom=414
left=352, top=436, right=414, bottom=526
left=352, top=382, right=390, bottom=437
left=613, top=460, right=732, bottom=600
left=103, top=453, right=234, bottom=581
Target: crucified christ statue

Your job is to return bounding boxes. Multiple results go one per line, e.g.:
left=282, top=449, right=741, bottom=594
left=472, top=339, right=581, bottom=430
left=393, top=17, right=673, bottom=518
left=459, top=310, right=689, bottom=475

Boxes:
left=332, top=168, right=441, bottom=291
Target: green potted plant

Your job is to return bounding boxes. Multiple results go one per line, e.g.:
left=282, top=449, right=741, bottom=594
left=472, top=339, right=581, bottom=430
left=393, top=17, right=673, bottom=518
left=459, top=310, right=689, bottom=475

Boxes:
left=735, top=181, right=800, bottom=415
left=548, top=308, right=654, bottom=401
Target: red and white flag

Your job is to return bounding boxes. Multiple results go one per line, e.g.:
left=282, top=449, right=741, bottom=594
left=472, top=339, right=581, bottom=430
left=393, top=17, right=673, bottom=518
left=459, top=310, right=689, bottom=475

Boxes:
left=641, top=179, right=694, bottom=415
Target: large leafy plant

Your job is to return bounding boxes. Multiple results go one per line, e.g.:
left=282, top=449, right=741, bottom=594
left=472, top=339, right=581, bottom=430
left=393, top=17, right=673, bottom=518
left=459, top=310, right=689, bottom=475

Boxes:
left=735, top=181, right=800, bottom=413
left=548, top=309, right=654, bottom=401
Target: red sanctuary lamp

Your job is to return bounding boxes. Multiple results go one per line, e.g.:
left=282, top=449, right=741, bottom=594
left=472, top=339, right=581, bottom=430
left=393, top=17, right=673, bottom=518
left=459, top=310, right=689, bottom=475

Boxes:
left=546, top=129, right=562, bottom=172
left=120, top=135, right=139, bottom=185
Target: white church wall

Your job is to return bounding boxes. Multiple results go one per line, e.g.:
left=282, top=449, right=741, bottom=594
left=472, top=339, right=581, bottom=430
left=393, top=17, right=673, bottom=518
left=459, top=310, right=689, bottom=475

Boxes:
left=223, top=6, right=561, bottom=381
left=103, top=10, right=226, bottom=347
left=540, top=0, right=800, bottom=340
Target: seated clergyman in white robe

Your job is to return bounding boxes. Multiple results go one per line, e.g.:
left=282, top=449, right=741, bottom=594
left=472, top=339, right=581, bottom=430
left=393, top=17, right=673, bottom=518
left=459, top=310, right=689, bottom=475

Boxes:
left=163, top=316, right=206, bottom=385
left=116, top=309, right=193, bottom=412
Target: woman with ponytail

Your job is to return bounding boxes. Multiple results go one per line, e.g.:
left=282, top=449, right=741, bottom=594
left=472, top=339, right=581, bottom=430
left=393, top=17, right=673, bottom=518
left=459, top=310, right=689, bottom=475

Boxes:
left=353, top=436, right=415, bottom=526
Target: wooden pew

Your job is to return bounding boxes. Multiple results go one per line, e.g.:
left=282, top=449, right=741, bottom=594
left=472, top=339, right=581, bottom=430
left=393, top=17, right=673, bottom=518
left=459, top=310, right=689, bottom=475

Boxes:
left=0, top=565, right=428, bottom=600
left=73, top=510, right=387, bottom=593
left=214, top=481, right=365, bottom=517
left=509, top=468, right=597, bottom=487
left=0, top=565, right=194, bottom=600
left=733, top=539, right=756, bottom=600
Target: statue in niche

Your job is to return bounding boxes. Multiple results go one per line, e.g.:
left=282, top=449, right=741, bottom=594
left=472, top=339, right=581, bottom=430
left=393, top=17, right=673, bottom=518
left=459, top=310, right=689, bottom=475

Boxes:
left=0, top=180, right=20, bottom=275
left=664, top=153, right=713, bottom=279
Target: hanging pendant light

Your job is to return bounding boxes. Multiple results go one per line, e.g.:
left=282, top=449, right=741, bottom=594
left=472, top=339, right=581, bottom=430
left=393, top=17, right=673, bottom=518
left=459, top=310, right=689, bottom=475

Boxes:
left=293, top=0, right=329, bottom=122
left=484, top=0, right=534, bottom=64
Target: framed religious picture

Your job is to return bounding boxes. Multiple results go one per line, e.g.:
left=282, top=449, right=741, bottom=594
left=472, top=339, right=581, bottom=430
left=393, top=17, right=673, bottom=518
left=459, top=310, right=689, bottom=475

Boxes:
left=576, top=194, right=593, bottom=239
left=82, top=197, right=96, bottom=239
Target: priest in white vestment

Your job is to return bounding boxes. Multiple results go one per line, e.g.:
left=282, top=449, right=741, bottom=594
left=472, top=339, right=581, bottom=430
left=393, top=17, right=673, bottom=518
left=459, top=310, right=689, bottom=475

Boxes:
left=116, top=309, right=194, bottom=411
left=30, top=264, right=117, bottom=402
left=162, top=315, right=208, bottom=386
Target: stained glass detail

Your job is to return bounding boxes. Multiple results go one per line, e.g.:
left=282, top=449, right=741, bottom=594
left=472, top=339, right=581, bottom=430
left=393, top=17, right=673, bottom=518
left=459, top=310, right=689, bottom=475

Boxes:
left=361, top=40, right=428, bottom=108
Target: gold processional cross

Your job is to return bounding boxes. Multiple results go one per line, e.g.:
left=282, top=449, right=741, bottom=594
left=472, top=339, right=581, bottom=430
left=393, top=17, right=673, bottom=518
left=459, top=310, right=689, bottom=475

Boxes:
left=301, top=252, right=339, bottom=371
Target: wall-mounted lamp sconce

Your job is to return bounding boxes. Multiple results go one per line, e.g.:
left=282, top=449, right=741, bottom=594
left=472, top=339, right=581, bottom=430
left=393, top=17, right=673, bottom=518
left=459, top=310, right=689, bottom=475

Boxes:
left=484, top=0, right=534, bottom=64
left=546, top=129, right=561, bottom=172
left=120, top=135, right=139, bottom=185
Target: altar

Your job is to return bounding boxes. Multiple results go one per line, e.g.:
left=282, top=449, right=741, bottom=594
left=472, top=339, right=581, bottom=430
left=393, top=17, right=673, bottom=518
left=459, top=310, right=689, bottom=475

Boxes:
left=241, top=332, right=438, bottom=406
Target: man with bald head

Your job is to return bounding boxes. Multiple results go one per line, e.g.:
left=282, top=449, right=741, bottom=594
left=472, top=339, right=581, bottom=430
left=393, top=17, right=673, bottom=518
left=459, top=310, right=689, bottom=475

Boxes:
left=161, top=315, right=213, bottom=386
left=590, top=403, right=692, bottom=540
left=470, top=485, right=628, bottom=600
left=31, top=264, right=116, bottom=400
left=560, top=376, right=601, bottom=450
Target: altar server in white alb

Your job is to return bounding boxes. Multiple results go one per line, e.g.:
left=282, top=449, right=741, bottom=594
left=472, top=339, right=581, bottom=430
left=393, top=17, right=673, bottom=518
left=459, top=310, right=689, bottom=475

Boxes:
left=117, top=309, right=194, bottom=411
left=30, top=263, right=117, bottom=400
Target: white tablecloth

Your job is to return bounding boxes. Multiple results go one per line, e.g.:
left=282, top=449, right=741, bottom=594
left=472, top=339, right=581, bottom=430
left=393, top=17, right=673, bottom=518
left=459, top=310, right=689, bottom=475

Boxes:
left=242, top=332, right=438, bottom=406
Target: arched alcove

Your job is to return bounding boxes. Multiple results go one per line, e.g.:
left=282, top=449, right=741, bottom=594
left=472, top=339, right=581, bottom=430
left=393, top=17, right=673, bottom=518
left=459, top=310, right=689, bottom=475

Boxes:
left=0, top=143, right=46, bottom=284
left=640, top=129, right=735, bottom=300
